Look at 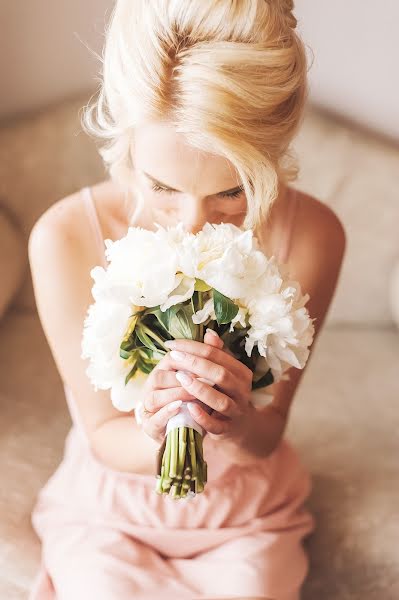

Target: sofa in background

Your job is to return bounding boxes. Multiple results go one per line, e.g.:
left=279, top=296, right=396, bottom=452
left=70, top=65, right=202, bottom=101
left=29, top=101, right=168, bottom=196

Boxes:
left=0, top=93, right=398, bottom=599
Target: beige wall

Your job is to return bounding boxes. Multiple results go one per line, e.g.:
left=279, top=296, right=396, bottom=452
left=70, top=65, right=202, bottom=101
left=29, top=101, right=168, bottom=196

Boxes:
left=1, top=1, right=398, bottom=141
left=0, top=0, right=111, bottom=120
left=295, top=0, right=399, bottom=141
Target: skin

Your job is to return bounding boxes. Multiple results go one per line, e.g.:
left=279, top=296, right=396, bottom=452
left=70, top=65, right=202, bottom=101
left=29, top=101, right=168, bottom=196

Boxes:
left=29, top=119, right=345, bottom=600
left=29, top=119, right=346, bottom=470
left=128, top=120, right=346, bottom=460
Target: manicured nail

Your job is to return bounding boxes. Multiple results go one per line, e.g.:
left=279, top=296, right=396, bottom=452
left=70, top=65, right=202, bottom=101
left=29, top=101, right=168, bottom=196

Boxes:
left=170, top=350, right=185, bottom=361
left=168, top=400, right=182, bottom=412
left=164, top=340, right=175, bottom=348
left=176, top=371, right=193, bottom=386
left=187, top=402, right=199, bottom=414
left=206, top=328, right=219, bottom=337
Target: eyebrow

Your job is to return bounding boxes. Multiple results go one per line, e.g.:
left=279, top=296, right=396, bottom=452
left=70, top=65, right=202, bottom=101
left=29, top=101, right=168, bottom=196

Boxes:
left=143, top=171, right=244, bottom=195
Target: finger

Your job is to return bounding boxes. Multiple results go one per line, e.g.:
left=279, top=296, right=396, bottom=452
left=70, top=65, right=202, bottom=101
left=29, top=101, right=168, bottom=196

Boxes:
left=203, top=328, right=224, bottom=349
left=166, top=349, right=241, bottom=398
left=164, top=338, right=251, bottom=381
left=202, top=330, right=224, bottom=388
left=203, top=329, right=237, bottom=359
left=150, top=368, right=187, bottom=390
left=143, top=399, right=183, bottom=441
left=186, top=401, right=232, bottom=437
left=144, top=385, right=197, bottom=413
left=175, top=371, right=242, bottom=418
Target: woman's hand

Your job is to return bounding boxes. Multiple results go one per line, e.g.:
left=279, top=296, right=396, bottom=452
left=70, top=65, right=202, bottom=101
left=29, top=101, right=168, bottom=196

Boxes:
left=163, top=329, right=254, bottom=442
left=139, top=354, right=198, bottom=444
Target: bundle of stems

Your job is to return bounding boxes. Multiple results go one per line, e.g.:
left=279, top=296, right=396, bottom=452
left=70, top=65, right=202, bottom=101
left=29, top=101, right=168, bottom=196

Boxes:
left=119, top=285, right=270, bottom=499
left=155, top=426, right=208, bottom=499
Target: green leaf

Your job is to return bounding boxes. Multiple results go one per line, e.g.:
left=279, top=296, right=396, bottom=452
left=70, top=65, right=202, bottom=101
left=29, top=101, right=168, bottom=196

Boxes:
left=213, top=289, right=239, bottom=325
left=120, top=336, right=139, bottom=353
left=120, top=343, right=141, bottom=360
left=120, top=348, right=133, bottom=360
left=151, top=304, right=197, bottom=340
left=194, top=278, right=212, bottom=292
left=135, top=325, right=159, bottom=352
left=138, top=350, right=159, bottom=365
left=137, top=353, right=156, bottom=375
left=168, top=304, right=197, bottom=339
left=151, top=305, right=180, bottom=333
left=125, top=361, right=138, bottom=385
left=140, top=323, right=168, bottom=347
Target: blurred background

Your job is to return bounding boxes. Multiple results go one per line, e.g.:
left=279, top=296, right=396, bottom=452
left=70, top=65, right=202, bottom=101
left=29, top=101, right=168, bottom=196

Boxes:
left=0, top=1, right=398, bottom=599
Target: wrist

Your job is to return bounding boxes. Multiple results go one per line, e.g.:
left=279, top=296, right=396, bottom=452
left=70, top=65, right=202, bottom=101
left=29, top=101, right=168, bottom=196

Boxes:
left=218, top=402, right=261, bottom=465
left=219, top=400, right=287, bottom=464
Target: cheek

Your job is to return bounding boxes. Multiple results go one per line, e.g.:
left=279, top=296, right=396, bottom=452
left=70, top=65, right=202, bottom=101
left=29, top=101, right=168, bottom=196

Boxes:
left=216, top=198, right=247, bottom=215
left=151, top=196, right=178, bottom=210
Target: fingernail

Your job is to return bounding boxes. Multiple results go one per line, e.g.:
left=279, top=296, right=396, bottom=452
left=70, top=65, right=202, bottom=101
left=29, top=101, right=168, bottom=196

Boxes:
left=206, top=328, right=219, bottom=337
left=164, top=340, right=175, bottom=348
left=176, top=371, right=193, bottom=386
left=168, top=400, right=182, bottom=411
left=187, top=402, right=199, bottom=413
left=170, top=350, right=185, bottom=361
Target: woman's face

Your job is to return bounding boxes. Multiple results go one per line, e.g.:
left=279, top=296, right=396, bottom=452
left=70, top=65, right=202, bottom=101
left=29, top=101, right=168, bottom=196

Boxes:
left=131, top=120, right=247, bottom=234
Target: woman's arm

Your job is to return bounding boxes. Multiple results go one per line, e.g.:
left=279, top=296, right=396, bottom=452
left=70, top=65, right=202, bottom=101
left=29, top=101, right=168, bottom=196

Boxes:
left=90, top=416, right=160, bottom=473
left=268, top=198, right=346, bottom=415
left=219, top=197, right=347, bottom=463
left=28, top=193, right=157, bottom=472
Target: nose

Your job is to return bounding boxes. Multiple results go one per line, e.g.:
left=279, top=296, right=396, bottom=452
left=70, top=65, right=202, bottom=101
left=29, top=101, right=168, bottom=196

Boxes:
left=184, top=223, right=206, bottom=235
left=181, top=198, right=208, bottom=234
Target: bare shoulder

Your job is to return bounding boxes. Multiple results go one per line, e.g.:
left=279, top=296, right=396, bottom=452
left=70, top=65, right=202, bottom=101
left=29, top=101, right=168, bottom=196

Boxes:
left=28, top=180, right=129, bottom=439
left=293, top=190, right=347, bottom=262
left=29, top=179, right=124, bottom=248
left=263, top=190, right=347, bottom=409
left=288, top=189, right=347, bottom=331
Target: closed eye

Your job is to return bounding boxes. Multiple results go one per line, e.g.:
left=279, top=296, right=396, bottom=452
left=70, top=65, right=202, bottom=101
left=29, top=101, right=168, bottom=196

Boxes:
left=151, top=182, right=244, bottom=199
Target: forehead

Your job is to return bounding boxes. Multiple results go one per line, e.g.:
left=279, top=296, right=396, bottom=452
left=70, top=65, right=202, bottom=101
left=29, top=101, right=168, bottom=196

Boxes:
left=132, top=121, right=241, bottom=193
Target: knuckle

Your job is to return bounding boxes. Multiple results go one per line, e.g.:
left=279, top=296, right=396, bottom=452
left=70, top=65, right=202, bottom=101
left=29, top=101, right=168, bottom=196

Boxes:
left=189, top=354, right=199, bottom=368
left=216, top=397, right=229, bottom=413
left=202, top=345, right=213, bottom=359
left=152, top=369, right=162, bottom=387
left=169, top=388, right=183, bottom=402
left=154, top=368, right=167, bottom=387
left=213, top=365, right=227, bottom=384
left=213, top=422, right=229, bottom=436
left=146, top=390, right=158, bottom=413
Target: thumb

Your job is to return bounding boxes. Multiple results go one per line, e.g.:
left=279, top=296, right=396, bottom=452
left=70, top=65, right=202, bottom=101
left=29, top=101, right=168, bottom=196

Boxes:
left=203, top=327, right=224, bottom=349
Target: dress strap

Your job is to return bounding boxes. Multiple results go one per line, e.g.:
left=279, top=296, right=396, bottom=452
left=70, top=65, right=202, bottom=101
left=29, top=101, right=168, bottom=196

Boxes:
left=81, top=186, right=107, bottom=268
left=276, top=187, right=298, bottom=264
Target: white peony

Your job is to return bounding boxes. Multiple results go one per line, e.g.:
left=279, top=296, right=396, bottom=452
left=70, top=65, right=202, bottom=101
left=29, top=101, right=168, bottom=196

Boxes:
left=102, top=226, right=180, bottom=308
left=190, top=223, right=269, bottom=300
left=81, top=300, right=133, bottom=390
left=245, top=278, right=315, bottom=382
left=81, top=221, right=315, bottom=415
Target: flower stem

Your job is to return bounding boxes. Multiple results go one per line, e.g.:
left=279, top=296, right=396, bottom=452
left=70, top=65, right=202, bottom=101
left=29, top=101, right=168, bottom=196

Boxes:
left=189, top=428, right=198, bottom=481
left=197, top=291, right=204, bottom=340
left=154, top=426, right=207, bottom=498
left=161, top=432, right=172, bottom=492
left=169, top=427, right=178, bottom=479
left=177, top=426, right=186, bottom=480
left=157, top=436, right=167, bottom=476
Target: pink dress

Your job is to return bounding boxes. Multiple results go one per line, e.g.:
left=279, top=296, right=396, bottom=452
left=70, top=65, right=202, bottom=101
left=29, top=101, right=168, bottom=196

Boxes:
left=28, top=186, right=315, bottom=600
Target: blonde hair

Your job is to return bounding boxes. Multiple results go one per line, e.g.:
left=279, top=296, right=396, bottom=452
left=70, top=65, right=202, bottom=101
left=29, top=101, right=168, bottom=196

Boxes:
left=81, top=0, right=309, bottom=230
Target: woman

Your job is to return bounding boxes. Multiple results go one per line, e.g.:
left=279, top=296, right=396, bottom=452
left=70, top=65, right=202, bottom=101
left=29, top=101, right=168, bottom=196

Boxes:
left=28, top=1, right=346, bottom=598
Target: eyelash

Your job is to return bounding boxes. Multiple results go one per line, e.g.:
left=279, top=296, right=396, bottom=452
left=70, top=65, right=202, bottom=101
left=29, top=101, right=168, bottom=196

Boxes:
left=150, top=182, right=244, bottom=198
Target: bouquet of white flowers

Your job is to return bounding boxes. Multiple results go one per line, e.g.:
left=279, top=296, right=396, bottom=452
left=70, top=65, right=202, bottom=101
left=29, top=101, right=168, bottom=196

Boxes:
left=81, top=221, right=315, bottom=499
